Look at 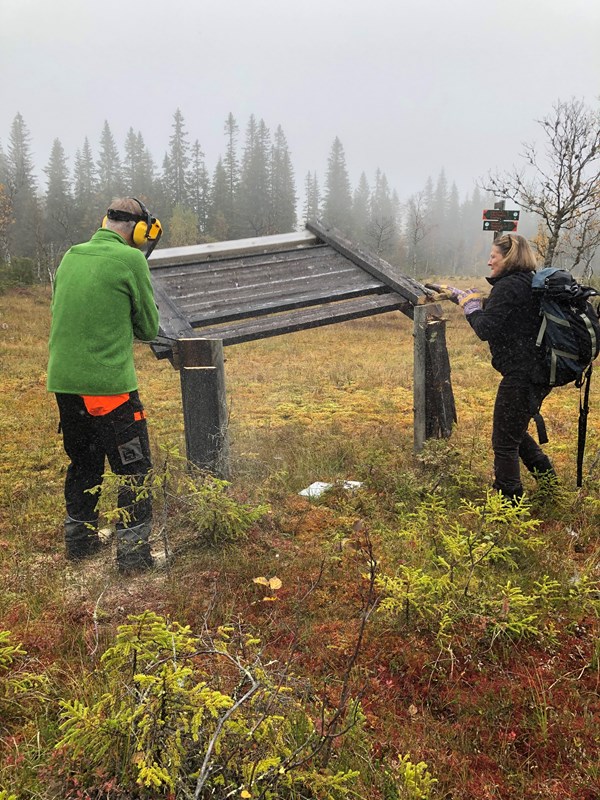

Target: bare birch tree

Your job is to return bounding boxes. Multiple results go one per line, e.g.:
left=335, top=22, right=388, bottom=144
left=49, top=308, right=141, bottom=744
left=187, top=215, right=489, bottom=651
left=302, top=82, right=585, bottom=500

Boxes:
left=482, top=98, right=600, bottom=269
left=405, top=190, right=432, bottom=277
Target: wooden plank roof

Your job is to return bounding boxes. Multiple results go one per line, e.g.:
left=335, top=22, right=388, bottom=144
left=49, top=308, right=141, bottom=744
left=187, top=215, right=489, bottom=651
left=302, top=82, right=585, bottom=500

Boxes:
left=148, top=220, right=427, bottom=354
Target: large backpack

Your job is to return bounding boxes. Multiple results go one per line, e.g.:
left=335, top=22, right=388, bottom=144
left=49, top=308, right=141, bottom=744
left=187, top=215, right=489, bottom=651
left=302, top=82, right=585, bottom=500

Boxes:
left=532, top=267, right=600, bottom=387
left=531, top=267, right=600, bottom=486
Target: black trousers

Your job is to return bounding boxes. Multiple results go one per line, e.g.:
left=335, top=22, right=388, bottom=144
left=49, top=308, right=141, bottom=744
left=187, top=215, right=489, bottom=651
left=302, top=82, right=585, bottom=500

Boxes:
left=55, top=391, right=153, bottom=527
left=491, top=376, right=553, bottom=498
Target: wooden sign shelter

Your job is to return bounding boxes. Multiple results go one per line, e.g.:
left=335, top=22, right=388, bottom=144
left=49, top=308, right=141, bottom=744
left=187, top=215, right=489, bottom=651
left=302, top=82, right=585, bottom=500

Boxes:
left=148, top=220, right=456, bottom=476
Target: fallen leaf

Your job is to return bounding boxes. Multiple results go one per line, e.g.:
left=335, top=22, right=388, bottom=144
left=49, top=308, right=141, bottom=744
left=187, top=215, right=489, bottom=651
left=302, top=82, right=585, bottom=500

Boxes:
left=269, top=576, right=282, bottom=590
left=252, top=576, right=270, bottom=587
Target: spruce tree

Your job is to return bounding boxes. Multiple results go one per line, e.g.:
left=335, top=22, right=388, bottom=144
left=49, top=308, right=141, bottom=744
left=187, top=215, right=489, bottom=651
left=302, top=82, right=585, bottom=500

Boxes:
left=323, top=136, right=352, bottom=232
left=223, top=113, right=240, bottom=236
left=420, top=176, right=436, bottom=273
left=164, top=108, right=191, bottom=209
left=149, top=153, right=174, bottom=244
left=446, top=181, right=462, bottom=275
left=122, top=128, right=155, bottom=199
left=429, top=168, right=449, bottom=268
left=270, top=125, right=296, bottom=233
left=352, top=172, right=370, bottom=244
left=5, top=112, right=39, bottom=258
left=190, top=140, right=210, bottom=239
left=238, top=116, right=271, bottom=236
left=43, top=137, right=73, bottom=257
left=136, top=132, right=156, bottom=201
left=207, top=157, right=231, bottom=241
left=96, top=120, right=123, bottom=211
left=303, top=171, right=321, bottom=224
left=123, top=128, right=139, bottom=196
left=72, top=137, right=98, bottom=239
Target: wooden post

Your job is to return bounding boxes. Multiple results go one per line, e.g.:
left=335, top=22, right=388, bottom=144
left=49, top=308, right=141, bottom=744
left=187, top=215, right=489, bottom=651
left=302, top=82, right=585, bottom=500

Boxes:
left=177, top=338, right=229, bottom=478
left=413, top=305, right=428, bottom=452
left=413, top=303, right=456, bottom=452
left=493, top=200, right=505, bottom=242
left=424, top=314, right=456, bottom=439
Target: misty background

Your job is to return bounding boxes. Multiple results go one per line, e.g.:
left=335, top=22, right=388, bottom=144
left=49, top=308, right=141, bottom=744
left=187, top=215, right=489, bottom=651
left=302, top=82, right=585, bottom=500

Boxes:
left=1, top=0, right=599, bottom=278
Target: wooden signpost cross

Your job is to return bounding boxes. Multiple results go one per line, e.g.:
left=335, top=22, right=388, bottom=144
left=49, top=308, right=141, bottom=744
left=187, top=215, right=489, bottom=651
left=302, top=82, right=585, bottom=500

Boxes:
left=482, top=201, right=519, bottom=239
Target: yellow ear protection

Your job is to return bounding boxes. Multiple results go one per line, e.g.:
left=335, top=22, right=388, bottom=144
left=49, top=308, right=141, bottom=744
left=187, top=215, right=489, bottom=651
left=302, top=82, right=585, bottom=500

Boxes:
left=102, top=198, right=162, bottom=256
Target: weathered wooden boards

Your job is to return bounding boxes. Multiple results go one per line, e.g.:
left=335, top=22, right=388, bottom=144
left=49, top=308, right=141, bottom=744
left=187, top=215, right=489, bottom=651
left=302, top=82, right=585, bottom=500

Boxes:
left=147, top=222, right=455, bottom=472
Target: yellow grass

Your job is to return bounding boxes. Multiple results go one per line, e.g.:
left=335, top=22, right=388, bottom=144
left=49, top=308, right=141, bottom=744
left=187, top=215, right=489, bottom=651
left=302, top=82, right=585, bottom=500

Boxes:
left=1, top=285, right=597, bottom=521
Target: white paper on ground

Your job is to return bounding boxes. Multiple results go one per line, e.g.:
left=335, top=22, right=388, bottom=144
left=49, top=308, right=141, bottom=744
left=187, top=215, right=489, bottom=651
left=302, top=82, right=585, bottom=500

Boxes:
left=299, top=480, right=363, bottom=498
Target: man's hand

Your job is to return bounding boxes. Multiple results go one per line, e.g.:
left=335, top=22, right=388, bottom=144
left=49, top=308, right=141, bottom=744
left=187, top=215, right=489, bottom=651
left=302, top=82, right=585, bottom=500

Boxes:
left=425, top=284, right=482, bottom=315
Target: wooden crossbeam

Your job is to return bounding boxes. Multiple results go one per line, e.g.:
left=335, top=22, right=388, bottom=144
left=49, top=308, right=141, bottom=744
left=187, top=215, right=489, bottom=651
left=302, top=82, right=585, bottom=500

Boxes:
left=307, top=219, right=427, bottom=306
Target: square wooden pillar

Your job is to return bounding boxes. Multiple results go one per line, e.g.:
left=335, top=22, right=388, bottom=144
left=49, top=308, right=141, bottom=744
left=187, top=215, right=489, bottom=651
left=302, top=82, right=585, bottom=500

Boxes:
left=413, top=303, right=456, bottom=452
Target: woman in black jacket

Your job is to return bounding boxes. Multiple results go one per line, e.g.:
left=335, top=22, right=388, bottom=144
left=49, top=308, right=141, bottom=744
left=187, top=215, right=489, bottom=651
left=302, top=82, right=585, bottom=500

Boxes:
left=429, top=234, right=554, bottom=500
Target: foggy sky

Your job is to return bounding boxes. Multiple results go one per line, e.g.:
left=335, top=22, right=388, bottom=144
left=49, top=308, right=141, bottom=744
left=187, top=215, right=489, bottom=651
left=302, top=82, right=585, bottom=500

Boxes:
left=2, top=0, right=599, bottom=201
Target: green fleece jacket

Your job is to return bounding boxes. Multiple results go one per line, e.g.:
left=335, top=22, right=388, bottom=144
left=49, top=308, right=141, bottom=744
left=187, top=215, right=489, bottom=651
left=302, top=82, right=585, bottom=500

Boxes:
left=47, top=228, right=159, bottom=394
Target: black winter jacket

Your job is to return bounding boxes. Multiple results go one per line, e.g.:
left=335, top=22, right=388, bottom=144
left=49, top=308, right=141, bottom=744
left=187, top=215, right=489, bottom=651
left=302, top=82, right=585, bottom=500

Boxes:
left=467, top=270, right=548, bottom=384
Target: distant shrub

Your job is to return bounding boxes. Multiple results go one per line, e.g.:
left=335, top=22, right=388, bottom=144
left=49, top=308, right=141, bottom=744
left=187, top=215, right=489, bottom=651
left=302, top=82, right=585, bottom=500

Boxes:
left=0, top=257, right=37, bottom=290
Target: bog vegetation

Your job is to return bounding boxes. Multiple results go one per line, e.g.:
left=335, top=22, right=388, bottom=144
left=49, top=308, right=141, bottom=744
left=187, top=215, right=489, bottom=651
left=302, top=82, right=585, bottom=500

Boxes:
left=0, top=283, right=599, bottom=799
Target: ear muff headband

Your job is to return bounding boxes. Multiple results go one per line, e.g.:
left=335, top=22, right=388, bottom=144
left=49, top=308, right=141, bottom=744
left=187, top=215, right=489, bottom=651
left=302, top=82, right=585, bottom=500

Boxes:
left=104, top=199, right=161, bottom=248
left=132, top=198, right=162, bottom=250
left=131, top=197, right=152, bottom=247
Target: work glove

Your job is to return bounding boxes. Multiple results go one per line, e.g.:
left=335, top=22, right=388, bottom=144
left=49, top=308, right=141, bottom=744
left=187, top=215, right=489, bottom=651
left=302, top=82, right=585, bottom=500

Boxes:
left=425, top=284, right=483, bottom=315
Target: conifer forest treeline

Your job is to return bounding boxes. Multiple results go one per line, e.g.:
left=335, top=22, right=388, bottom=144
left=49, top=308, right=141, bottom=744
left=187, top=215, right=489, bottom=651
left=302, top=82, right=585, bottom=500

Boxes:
left=0, top=108, right=507, bottom=281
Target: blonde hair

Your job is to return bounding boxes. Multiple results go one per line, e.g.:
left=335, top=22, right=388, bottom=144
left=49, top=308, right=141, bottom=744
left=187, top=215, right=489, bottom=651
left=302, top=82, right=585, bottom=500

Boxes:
left=493, top=234, right=538, bottom=274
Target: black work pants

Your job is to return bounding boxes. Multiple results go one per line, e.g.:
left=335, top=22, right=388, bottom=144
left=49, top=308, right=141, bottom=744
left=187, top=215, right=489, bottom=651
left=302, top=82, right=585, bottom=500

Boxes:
left=491, top=376, right=553, bottom=499
left=55, top=391, right=152, bottom=527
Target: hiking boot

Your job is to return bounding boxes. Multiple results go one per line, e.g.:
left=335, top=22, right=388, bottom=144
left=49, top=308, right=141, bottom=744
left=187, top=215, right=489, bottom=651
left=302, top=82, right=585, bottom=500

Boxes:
left=493, top=482, right=524, bottom=506
left=116, top=520, right=154, bottom=573
left=532, top=467, right=560, bottom=500
left=64, top=516, right=102, bottom=561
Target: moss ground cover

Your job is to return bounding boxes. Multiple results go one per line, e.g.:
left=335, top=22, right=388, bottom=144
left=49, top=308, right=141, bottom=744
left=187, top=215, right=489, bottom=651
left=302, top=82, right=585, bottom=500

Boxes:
left=0, top=285, right=598, bottom=799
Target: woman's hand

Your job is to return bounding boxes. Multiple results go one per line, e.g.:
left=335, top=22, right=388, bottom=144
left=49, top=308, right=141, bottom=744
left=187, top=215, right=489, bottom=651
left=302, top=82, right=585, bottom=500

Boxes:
left=425, top=284, right=483, bottom=315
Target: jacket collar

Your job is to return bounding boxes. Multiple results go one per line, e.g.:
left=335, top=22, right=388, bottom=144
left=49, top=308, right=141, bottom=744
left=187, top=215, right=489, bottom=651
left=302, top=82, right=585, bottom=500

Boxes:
left=92, top=228, right=129, bottom=246
left=486, top=269, right=535, bottom=286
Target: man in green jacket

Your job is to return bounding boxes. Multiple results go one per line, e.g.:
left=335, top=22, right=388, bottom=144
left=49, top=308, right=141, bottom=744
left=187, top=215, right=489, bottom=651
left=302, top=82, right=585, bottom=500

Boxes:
left=47, top=197, right=162, bottom=571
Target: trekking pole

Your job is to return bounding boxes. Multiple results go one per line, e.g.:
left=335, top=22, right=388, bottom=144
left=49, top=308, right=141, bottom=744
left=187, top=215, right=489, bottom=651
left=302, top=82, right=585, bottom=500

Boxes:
left=576, top=365, right=593, bottom=488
